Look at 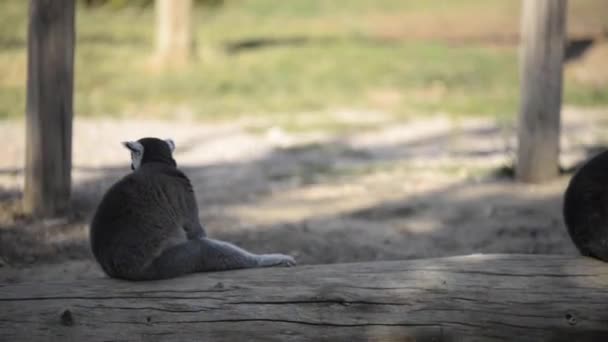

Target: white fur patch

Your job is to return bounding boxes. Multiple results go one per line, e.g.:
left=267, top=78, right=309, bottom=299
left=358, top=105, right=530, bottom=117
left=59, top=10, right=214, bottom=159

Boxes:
left=122, top=141, right=144, bottom=170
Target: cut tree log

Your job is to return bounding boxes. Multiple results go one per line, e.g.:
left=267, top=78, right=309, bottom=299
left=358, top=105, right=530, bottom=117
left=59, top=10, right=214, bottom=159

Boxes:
left=1, top=254, right=607, bottom=341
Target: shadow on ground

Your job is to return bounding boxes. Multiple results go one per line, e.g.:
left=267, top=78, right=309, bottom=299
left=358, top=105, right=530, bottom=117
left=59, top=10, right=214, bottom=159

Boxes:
left=223, top=33, right=600, bottom=64
left=0, top=121, right=599, bottom=268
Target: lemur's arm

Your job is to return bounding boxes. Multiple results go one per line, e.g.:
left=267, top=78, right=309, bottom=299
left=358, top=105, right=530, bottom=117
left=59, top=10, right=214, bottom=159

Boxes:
left=184, top=203, right=206, bottom=239
left=180, top=176, right=206, bottom=239
left=184, top=215, right=206, bottom=239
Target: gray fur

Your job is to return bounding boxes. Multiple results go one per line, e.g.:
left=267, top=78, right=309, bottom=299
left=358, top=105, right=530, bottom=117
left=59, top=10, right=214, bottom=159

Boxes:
left=90, top=137, right=295, bottom=281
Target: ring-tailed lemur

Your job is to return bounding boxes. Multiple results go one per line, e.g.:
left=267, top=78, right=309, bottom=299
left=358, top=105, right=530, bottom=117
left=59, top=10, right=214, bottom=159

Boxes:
left=563, top=150, right=608, bottom=262
left=90, top=137, right=296, bottom=280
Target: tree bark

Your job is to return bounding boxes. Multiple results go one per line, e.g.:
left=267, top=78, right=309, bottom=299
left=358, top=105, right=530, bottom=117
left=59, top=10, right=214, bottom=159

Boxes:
left=24, top=0, right=75, bottom=217
left=155, top=0, right=194, bottom=66
left=516, top=0, right=567, bottom=183
left=1, top=254, right=607, bottom=341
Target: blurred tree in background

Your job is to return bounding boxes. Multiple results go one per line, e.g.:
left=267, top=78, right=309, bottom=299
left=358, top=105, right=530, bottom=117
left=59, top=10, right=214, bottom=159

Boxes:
left=155, top=0, right=195, bottom=67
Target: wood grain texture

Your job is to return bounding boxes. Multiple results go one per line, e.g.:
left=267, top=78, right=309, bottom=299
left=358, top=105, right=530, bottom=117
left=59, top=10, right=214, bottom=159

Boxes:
left=24, top=0, right=75, bottom=217
left=516, top=0, right=567, bottom=183
left=1, top=254, right=607, bottom=341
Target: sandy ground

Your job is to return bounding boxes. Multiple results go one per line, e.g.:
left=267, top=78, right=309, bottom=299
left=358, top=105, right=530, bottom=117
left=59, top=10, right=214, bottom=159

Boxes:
left=1, top=107, right=607, bottom=283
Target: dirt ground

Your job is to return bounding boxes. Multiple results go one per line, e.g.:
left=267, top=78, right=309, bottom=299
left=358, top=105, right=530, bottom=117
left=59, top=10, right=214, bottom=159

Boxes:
left=1, top=107, right=607, bottom=283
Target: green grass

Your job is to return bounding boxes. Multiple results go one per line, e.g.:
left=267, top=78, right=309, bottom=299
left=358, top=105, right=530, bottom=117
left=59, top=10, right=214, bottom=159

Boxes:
left=0, top=0, right=607, bottom=132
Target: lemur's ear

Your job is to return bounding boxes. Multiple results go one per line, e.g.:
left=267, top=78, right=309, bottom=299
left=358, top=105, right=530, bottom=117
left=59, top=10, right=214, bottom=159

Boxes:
left=165, top=139, right=175, bottom=152
left=122, top=141, right=143, bottom=153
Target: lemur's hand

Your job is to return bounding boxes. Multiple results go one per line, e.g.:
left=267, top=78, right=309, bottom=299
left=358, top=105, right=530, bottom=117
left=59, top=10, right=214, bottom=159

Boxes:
left=257, top=254, right=296, bottom=267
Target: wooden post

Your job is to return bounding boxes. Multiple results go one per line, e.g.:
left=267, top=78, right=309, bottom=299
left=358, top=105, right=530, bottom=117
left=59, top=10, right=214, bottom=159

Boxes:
left=155, top=0, right=194, bottom=66
left=516, top=0, right=567, bottom=183
left=24, top=0, right=75, bottom=217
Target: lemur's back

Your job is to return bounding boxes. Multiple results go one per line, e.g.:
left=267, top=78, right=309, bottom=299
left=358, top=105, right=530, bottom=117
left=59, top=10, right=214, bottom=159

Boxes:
left=90, top=163, right=190, bottom=277
left=90, top=137, right=295, bottom=280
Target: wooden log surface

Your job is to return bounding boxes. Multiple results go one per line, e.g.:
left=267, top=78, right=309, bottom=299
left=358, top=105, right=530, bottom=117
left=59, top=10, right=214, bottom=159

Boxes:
left=1, top=254, right=607, bottom=341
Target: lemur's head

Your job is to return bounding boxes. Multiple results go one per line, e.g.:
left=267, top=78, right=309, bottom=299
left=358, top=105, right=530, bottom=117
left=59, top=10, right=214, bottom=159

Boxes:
left=122, top=137, right=176, bottom=170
